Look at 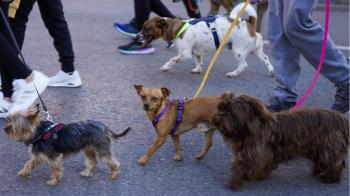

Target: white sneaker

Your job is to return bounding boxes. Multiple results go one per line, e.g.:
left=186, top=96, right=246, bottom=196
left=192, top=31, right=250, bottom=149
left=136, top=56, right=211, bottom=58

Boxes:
left=9, top=70, right=49, bottom=114
left=48, top=70, right=82, bottom=87
left=0, top=98, right=11, bottom=118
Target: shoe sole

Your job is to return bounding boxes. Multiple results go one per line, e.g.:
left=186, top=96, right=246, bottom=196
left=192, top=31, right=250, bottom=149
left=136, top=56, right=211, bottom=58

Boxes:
left=119, top=48, right=155, bottom=55
left=114, top=25, right=138, bottom=38
left=48, top=81, right=82, bottom=88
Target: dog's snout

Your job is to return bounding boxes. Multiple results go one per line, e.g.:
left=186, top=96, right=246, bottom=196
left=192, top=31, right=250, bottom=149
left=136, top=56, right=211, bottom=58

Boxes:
left=4, top=125, right=10, bottom=134
left=144, top=104, right=150, bottom=110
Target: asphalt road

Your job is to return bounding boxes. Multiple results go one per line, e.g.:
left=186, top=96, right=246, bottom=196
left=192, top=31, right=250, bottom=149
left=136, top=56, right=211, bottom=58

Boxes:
left=0, top=0, right=349, bottom=195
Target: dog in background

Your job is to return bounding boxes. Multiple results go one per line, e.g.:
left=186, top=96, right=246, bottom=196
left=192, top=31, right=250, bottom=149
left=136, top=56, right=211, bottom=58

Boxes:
left=209, top=0, right=268, bottom=33
left=141, top=3, right=274, bottom=77
left=4, top=104, right=130, bottom=186
left=212, top=92, right=349, bottom=190
left=134, top=84, right=220, bottom=165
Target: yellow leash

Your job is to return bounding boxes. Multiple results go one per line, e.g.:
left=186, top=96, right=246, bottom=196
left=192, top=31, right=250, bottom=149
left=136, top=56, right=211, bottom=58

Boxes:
left=193, top=0, right=249, bottom=98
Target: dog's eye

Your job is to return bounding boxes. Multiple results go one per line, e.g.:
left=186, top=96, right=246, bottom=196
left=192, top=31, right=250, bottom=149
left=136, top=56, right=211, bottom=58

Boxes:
left=141, top=96, right=147, bottom=100
left=151, top=97, right=158, bottom=102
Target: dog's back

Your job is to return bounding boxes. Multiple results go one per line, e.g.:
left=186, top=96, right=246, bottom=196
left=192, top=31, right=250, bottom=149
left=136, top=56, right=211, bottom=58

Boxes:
left=273, top=108, right=349, bottom=161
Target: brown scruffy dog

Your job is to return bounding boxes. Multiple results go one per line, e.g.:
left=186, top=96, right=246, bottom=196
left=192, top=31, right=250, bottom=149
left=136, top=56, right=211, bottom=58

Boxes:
left=4, top=104, right=130, bottom=186
left=134, top=84, right=220, bottom=165
left=212, top=92, right=349, bottom=190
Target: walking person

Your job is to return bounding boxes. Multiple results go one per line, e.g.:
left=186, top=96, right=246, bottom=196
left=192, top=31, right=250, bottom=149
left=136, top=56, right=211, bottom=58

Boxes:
left=8, top=0, right=82, bottom=87
left=0, top=1, right=48, bottom=117
left=266, top=0, right=349, bottom=113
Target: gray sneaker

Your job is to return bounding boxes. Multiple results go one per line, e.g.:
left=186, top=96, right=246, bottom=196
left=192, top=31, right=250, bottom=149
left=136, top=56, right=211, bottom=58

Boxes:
left=331, top=82, right=349, bottom=113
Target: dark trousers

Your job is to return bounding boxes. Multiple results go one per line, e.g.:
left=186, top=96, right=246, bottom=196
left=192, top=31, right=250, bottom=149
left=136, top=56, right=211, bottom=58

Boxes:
left=134, top=0, right=175, bottom=30
left=182, top=0, right=201, bottom=18
left=0, top=4, right=31, bottom=98
left=9, top=0, right=75, bottom=73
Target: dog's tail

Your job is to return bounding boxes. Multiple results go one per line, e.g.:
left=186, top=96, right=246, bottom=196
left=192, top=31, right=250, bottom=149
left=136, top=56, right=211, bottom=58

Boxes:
left=229, top=2, right=257, bottom=37
left=110, top=127, right=131, bottom=139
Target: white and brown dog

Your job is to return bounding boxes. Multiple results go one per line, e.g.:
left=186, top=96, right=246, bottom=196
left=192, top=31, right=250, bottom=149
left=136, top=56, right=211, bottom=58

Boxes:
left=140, top=3, right=274, bottom=78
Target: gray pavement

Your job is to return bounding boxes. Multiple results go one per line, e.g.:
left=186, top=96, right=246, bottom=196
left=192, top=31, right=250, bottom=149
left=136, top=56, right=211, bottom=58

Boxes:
left=0, top=0, right=349, bottom=195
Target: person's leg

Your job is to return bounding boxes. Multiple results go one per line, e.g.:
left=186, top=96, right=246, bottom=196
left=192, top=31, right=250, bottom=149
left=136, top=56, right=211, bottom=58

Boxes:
left=8, top=0, right=36, bottom=50
left=149, top=0, right=175, bottom=18
left=283, top=0, right=349, bottom=112
left=182, top=0, right=201, bottom=18
left=134, top=0, right=152, bottom=30
left=283, top=0, right=349, bottom=84
left=37, top=0, right=75, bottom=73
left=267, top=0, right=301, bottom=106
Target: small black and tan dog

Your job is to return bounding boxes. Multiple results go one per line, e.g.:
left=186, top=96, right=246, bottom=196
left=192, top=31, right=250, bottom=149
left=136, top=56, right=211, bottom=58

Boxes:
left=212, top=92, right=349, bottom=190
left=4, top=104, right=130, bottom=186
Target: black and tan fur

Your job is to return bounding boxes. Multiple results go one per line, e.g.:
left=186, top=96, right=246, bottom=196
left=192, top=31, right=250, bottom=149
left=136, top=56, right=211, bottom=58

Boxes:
left=4, top=104, right=130, bottom=186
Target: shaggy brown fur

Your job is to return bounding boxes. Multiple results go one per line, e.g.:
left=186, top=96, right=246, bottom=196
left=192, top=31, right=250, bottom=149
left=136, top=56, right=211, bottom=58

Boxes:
left=212, top=92, right=349, bottom=190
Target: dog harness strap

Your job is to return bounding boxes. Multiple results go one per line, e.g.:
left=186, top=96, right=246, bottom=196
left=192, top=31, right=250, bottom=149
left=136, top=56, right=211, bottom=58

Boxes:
left=170, top=99, right=184, bottom=135
left=206, top=22, right=220, bottom=49
left=188, top=16, right=220, bottom=49
left=175, top=22, right=190, bottom=39
left=42, top=123, right=65, bottom=140
left=152, top=101, right=172, bottom=127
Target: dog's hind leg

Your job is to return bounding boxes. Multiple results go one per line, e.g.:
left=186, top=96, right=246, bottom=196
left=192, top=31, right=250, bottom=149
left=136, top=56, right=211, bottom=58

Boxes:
left=171, top=135, right=183, bottom=161
left=160, top=54, right=185, bottom=71
left=318, top=159, right=344, bottom=183
left=225, top=51, right=248, bottom=78
left=195, top=129, right=215, bottom=160
left=18, top=154, right=41, bottom=177
left=46, top=154, right=64, bottom=186
left=192, top=54, right=203, bottom=74
left=80, top=146, right=98, bottom=177
left=101, top=153, right=120, bottom=180
left=253, top=45, right=274, bottom=77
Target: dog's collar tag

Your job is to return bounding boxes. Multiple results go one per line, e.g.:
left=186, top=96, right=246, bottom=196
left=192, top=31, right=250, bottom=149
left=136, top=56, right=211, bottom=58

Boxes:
left=175, top=22, right=190, bottom=39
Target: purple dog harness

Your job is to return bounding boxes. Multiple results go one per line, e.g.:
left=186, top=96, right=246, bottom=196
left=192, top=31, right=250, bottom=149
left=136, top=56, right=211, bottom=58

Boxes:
left=152, top=99, right=185, bottom=135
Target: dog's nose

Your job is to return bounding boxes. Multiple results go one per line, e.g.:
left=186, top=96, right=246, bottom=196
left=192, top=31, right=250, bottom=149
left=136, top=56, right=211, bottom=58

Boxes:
left=144, top=104, right=150, bottom=110
left=4, top=127, right=9, bottom=134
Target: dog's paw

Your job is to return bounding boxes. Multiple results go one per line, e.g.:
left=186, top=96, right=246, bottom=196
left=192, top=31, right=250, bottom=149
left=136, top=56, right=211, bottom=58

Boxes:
left=195, top=154, right=205, bottom=160
left=160, top=66, right=170, bottom=71
left=173, top=154, right=183, bottom=161
left=225, top=72, right=239, bottom=78
left=109, top=171, right=119, bottom=180
left=46, top=179, right=59, bottom=186
left=191, top=67, right=202, bottom=74
left=17, top=169, right=30, bottom=177
left=80, top=170, right=93, bottom=177
left=137, top=157, right=148, bottom=165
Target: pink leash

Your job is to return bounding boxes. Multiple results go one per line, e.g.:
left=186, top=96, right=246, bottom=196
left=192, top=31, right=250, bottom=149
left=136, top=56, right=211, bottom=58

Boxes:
left=292, top=0, right=330, bottom=110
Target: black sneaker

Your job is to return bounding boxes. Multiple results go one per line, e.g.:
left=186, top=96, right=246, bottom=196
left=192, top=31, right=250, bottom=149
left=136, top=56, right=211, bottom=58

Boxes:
left=331, top=82, right=349, bottom=113
left=266, top=97, right=296, bottom=112
left=118, top=38, right=155, bottom=55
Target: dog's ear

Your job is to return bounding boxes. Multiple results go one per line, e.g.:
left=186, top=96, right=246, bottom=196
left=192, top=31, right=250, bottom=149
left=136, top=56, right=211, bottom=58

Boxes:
left=218, top=91, right=235, bottom=110
left=160, top=87, right=171, bottom=97
left=26, top=104, right=40, bottom=118
left=156, top=18, right=168, bottom=29
left=134, top=84, right=144, bottom=95
left=248, top=97, right=274, bottom=122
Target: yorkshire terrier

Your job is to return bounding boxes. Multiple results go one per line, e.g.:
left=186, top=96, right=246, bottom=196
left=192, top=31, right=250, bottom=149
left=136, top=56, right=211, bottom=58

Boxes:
left=4, top=104, right=131, bottom=186
left=212, top=92, right=349, bottom=190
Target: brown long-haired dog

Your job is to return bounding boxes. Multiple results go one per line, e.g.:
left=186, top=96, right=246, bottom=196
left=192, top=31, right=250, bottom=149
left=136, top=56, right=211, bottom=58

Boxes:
left=212, top=92, right=349, bottom=190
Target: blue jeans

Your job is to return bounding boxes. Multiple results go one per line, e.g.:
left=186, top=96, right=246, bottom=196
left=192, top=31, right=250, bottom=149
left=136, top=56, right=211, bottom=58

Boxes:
left=268, top=0, right=349, bottom=102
